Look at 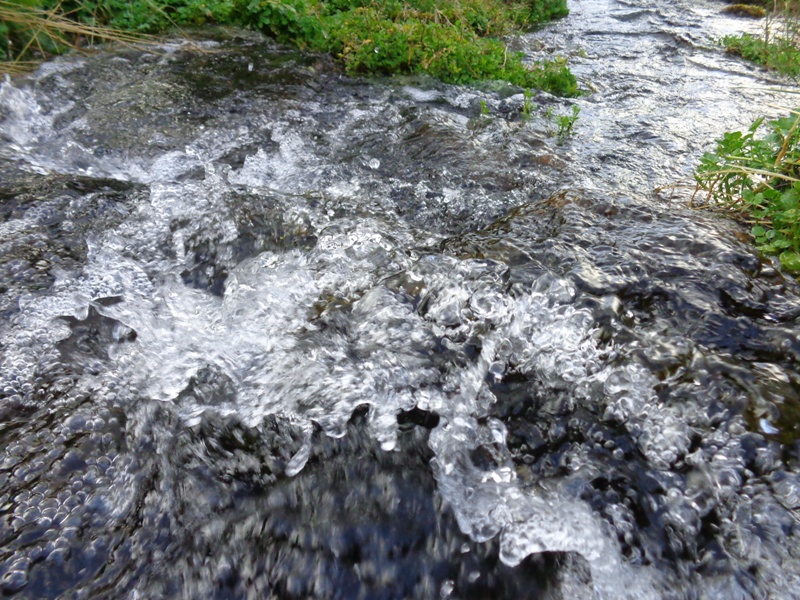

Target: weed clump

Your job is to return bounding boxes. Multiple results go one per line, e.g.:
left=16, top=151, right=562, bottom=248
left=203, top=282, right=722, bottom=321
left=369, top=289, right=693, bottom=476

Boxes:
left=0, top=0, right=150, bottom=73
left=0, top=0, right=578, bottom=96
left=722, top=4, right=768, bottom=18
left=555, top=104, right=579, bottom=139
left=693, top=109, right=800, bottom=271
left=724, top=33, right=800, bottom=76
left=722, top=0, right=800, bottom=77
left=318, top=4, right=574, bottom=93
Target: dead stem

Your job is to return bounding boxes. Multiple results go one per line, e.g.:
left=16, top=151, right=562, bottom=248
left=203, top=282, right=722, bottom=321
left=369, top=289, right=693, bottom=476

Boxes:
left=0, top=0, right=157, bottom=75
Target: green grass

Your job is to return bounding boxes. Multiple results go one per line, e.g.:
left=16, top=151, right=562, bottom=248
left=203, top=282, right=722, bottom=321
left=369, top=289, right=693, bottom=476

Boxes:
left=555, top=103, right=579, bottom=140
left=723, top=0, right=800, bottom=78
left=0, top=0, right=151, bottom=73
left=693, top=109, right=800, bottom=271
left=723, top=33, right=800, bottom=77
left=0, top=0, right=579, bottom=95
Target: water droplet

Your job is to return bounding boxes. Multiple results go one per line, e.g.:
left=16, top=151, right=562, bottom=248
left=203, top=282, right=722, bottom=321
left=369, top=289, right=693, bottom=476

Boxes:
left=1, top=570, right=28, bottom=594
left=760, top=418, right=780, bottom=435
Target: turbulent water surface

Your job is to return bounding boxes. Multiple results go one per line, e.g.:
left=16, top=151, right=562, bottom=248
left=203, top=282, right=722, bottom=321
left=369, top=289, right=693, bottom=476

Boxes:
left=2, top=0, right=800, bottom=598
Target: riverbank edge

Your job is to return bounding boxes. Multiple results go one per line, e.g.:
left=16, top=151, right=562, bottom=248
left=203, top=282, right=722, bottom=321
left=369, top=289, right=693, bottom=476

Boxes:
left=0, top=0, right=578, bottom=96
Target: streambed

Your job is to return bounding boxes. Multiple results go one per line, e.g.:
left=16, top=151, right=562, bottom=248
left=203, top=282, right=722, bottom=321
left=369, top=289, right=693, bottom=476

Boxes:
left=1, top=0, right=800, bottom=598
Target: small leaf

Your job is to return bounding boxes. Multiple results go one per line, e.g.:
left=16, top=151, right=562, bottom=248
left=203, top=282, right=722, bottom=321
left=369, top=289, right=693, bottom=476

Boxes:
left=780, top=251, right=800, bottom=271
left=752, top=225, right=767, bottom=237
left=748, top=117, right=765, bottom=133
left=773, top=238, right=792, bottom=249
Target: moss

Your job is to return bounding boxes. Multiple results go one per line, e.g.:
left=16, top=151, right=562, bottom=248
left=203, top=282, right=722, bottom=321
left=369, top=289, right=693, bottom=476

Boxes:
left=722, top=4, right=767, bottom=18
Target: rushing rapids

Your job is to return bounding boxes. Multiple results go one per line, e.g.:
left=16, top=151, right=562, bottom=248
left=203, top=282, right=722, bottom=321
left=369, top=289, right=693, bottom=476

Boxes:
left=2, top=0, right=800, bottom=598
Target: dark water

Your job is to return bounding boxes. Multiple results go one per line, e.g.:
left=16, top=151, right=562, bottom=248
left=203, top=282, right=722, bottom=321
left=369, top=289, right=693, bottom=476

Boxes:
left=1, top=0, right=800, bottom=598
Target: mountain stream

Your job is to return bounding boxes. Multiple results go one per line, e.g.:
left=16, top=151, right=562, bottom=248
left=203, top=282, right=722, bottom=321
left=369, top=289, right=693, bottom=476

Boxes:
left=2, top=0, right=800, bottom=598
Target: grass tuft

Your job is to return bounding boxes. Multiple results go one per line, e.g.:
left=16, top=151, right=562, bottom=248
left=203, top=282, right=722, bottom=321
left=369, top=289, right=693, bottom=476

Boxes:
left=722, top=0, right=800, bottom=77
left=722, top=3, right=768, bottom=18
left=0, top=0, right=578, bottom=95
left=0, top=0, right=154, bottom=73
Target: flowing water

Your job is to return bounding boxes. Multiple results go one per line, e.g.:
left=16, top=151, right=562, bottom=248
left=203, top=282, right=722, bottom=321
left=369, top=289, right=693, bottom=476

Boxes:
left=2, top=0, right=800, bottom=598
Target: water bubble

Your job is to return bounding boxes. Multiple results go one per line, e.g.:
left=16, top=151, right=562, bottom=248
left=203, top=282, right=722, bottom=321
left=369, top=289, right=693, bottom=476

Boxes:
left=1, top=570, right=28, bottom=594
left=759, top=418, right=780, bottom=435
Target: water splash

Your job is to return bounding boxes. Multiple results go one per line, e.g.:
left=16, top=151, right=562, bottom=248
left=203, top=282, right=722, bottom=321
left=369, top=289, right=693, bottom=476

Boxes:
left=3, top=1, right=800, bottom=598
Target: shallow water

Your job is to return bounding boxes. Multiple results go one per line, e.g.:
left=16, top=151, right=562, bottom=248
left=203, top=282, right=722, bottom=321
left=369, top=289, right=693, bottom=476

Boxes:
left=1, top=0, right=800, bottom=598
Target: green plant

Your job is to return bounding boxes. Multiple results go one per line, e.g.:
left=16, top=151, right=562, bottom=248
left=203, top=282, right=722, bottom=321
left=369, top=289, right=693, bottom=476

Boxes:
left=1, top=0, right=579, bottom=95
left=723, top=33, right=800, bottom=77
left=0, top=0, right=150, bottom=70
left=521, top=87, right=533, bottom=119
left=479, top=99, right=489, bottom=115
left=317, top=4, right=577, bottom=94
left=241, top=0, right=324, bottom=46
left=723, top=0, right=800, bottom=77
left=556, top=104, right=579, bottom=139
left=693, top=109, right=800, bottom=271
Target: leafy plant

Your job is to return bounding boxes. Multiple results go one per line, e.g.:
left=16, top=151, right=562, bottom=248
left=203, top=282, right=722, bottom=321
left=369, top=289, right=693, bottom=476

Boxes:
left=723, top=33, right=800, bottom=77
left=693, top=109, right=800, bottom=271
left=556, top=104, right=579, bottom=139
left=1, top=0, right=579, bottom=96
left=521, top=87, right=533, bottom=119
left=723, top=0, right=800, bottom=78
left=317, top=4, right=578, bottom=94
left=0, top=0, right=150, bottom=71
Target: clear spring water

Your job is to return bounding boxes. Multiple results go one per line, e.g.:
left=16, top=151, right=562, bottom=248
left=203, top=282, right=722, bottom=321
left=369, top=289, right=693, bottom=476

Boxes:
left=1, top=0, right=800, bottom=598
